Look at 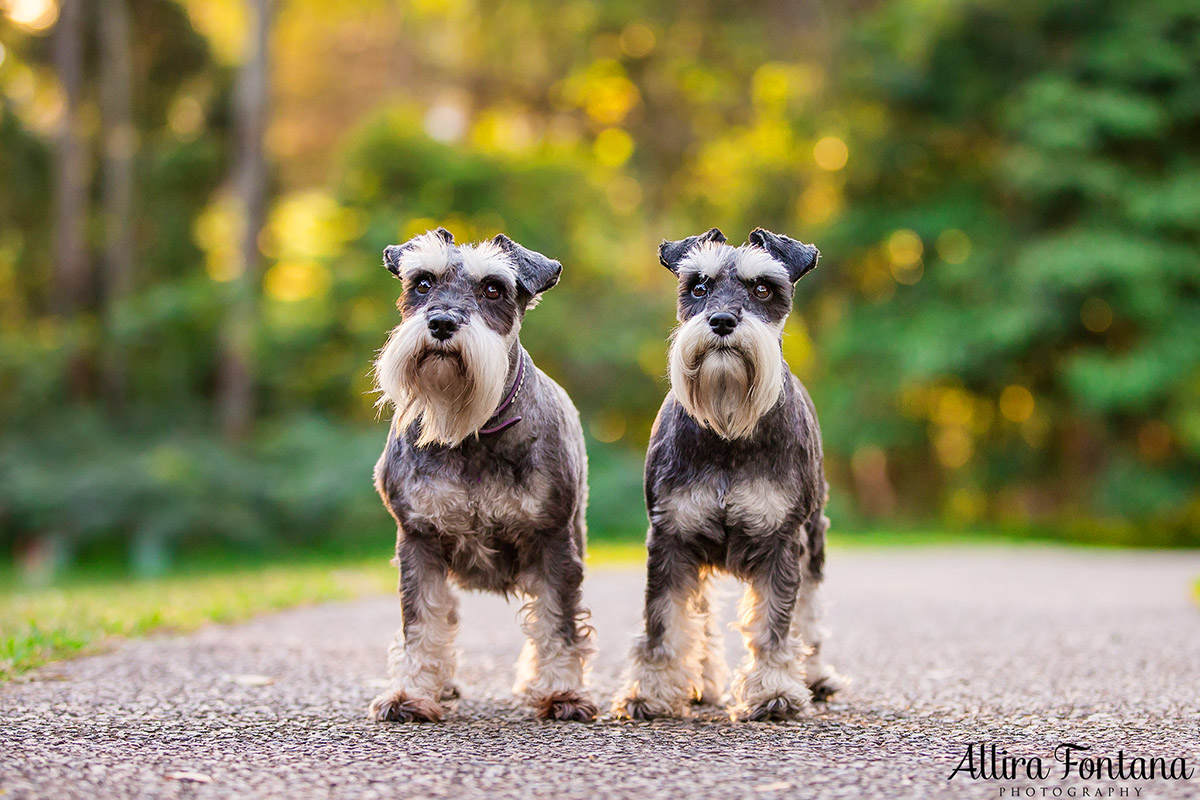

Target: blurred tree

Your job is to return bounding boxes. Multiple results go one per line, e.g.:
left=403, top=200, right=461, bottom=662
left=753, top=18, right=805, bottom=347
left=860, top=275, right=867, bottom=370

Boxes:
left=818, top=0, right=1200, bottom=539
left=3, top=0, right=1199, bottom=575
left=218, top=0, right=272, bottom=440
left=100, top=0, right=136, bottom=410
left=51, top=0, right=91, bottom=397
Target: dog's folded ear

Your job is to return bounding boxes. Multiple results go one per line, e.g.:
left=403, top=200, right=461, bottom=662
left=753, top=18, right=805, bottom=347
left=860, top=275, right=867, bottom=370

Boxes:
left=383, top=227, right=455, bottom=278
left=491, top=234, right=563, bottom=295
left=382, top=245, right=408, bottom=277
left=659, top=228, right=726, bottom=274
left=748, top=228, right=819, bottom=283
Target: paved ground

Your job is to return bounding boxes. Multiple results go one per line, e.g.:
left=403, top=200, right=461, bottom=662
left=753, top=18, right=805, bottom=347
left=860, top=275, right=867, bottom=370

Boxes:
left=2, top=546, right=1199, bottom=799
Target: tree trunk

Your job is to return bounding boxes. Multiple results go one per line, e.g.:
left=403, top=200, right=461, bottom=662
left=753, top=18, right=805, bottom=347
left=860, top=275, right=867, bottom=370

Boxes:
left=218, top=0, right=272, bottom=440
left=99, top=0, right=136, bottom=413
left=52, top=0, right=92, bottom=398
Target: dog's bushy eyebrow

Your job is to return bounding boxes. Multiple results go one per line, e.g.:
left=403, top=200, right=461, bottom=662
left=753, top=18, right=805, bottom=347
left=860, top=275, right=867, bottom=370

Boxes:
left=677, top=244, right=731, bottom=279
left=384, top=229, right=455, bottom=279
left=732, top=246, right=791, bottom=284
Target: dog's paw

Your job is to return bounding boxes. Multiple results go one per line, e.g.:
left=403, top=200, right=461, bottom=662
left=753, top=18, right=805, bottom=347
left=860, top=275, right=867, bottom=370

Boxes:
left=807, top=665, right=850, bottom=702
left=695, top=659, right=730, bottom=706
left=368, top=690, right=442, bottom=723
left=732, top=692, right=811, bottom=722
left=440, top=682, right=461, bottom=702
left=692, top=679, right=726, bottom=706
left=534, top=691, right=598, bottom=723
left=611, top=693, right=682, bottom=721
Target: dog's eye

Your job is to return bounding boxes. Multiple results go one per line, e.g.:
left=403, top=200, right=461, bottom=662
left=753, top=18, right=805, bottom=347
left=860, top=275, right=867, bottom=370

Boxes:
left=415, top=278, right=433, bottom=295
left=753, top=282, right=773, bottom=300
left=691, top=282, right=708, bottom=299
left=483, top=281, right=504, bottom=300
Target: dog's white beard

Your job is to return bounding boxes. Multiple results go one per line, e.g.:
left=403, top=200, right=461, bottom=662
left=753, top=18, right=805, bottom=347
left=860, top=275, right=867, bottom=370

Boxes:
left=374, top=315, right=511, bottom=447
left=669, top=314, right=784, bottom=440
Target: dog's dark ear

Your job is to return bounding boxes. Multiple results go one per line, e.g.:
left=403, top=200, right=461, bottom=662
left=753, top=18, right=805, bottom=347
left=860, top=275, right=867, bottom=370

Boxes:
left=748, top=227, right=819, bottom=283
left=492, top=234, right=563, bottom=295
left=382, top=245, right=408, bottom=277
left=658, top=228, right=726, bottom=274
left=382, top=227, right=455, bottom=278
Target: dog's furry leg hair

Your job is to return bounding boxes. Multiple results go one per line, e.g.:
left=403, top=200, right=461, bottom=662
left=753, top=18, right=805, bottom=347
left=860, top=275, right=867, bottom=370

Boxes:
left=792, top=512, right=849, bottom=701
left=729, top=532, right=812, bottom=721
left=613, top=533, right=706, bottom=719
left=369, top=531, right=458, bottom=723
left=514, top=536, right=598, bottom=722
left=692, top=571, right=730, bottom=704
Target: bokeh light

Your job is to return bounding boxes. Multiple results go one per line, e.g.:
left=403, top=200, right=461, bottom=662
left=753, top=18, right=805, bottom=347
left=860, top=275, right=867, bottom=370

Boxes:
left=1080, top=297, right=1113, bottom=333
left=935, top=229, right=971, bottom=264
left=264, top=261, right=331, bottom=302
left=3, top=0, right=57, bottom=32
left=168, top=95, right=205, bottom=140
left=813, top=136, right=849, bottom=171
left=797, top=182, right=842, bottom=225
left=618, top=23, right=655, bottom=58
left=999, top=385, right=1035, bottom=423
left=606, top=176, right=642, bottom=214
left=935, top=427, right=973, bottom=469
left=589, top=412, right=627, bottom=443
left=594, top=127, right=634, bottom=167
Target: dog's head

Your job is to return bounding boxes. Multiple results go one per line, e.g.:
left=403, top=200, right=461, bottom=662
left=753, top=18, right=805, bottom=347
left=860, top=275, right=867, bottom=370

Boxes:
left=660, top=227, right=818, bottom=440
left=373, top=227, right=561, bottom=447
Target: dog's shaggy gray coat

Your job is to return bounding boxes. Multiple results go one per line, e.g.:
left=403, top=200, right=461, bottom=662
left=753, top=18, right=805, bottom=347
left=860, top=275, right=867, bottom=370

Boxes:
left=369, top=229, right=596, bottom=723
left=614, top=227, right=848, bottom=722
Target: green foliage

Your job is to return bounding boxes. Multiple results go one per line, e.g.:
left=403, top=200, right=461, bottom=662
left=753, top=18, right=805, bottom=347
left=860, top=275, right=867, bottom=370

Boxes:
left=2, top=0, right=1199, bottom=578
left=0, top=415, right=383, bottom=570
left=817, top=0, right=1200, bottom=534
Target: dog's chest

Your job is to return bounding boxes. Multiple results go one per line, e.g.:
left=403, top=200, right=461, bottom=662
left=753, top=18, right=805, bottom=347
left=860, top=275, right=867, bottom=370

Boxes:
left=654, top=475, right=796, bottom=536
left=405, top=470, right=549, bottom=538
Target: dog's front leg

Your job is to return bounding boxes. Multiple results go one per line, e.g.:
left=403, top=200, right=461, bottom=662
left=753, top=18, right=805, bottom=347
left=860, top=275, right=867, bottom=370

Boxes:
left=692, top=573, right=729, bottom=705
left=369, top=531, right=457, bottom=723
left=517, top=539, right=598, bottom=722
left=612, top=533, right=703, bottom=719
left=729, top=534, right=811, bottom=721
left=793, top=511, right=849, bottom=701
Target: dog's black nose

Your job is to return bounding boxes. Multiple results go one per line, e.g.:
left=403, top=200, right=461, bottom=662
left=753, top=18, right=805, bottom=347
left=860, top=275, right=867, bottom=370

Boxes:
left=427, top=314, right=459, bottom=341
left=708, top=312, right=738, bottom=337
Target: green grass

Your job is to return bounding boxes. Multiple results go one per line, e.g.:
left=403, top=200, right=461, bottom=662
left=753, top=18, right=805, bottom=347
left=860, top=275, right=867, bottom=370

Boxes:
left=0, top=558, right=398, bottom=681
left=0, top=540, right=647, bottom=681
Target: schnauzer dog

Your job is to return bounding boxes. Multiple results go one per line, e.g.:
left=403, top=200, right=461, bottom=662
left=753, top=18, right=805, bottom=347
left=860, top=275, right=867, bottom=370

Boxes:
left=368, top=227, right=597, bottom=723
left=613, top=227, right=848, bottom=722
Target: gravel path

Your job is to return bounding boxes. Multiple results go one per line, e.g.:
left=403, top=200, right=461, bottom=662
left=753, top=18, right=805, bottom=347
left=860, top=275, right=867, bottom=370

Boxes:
left=3, top=545, right=1199, bottom=799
